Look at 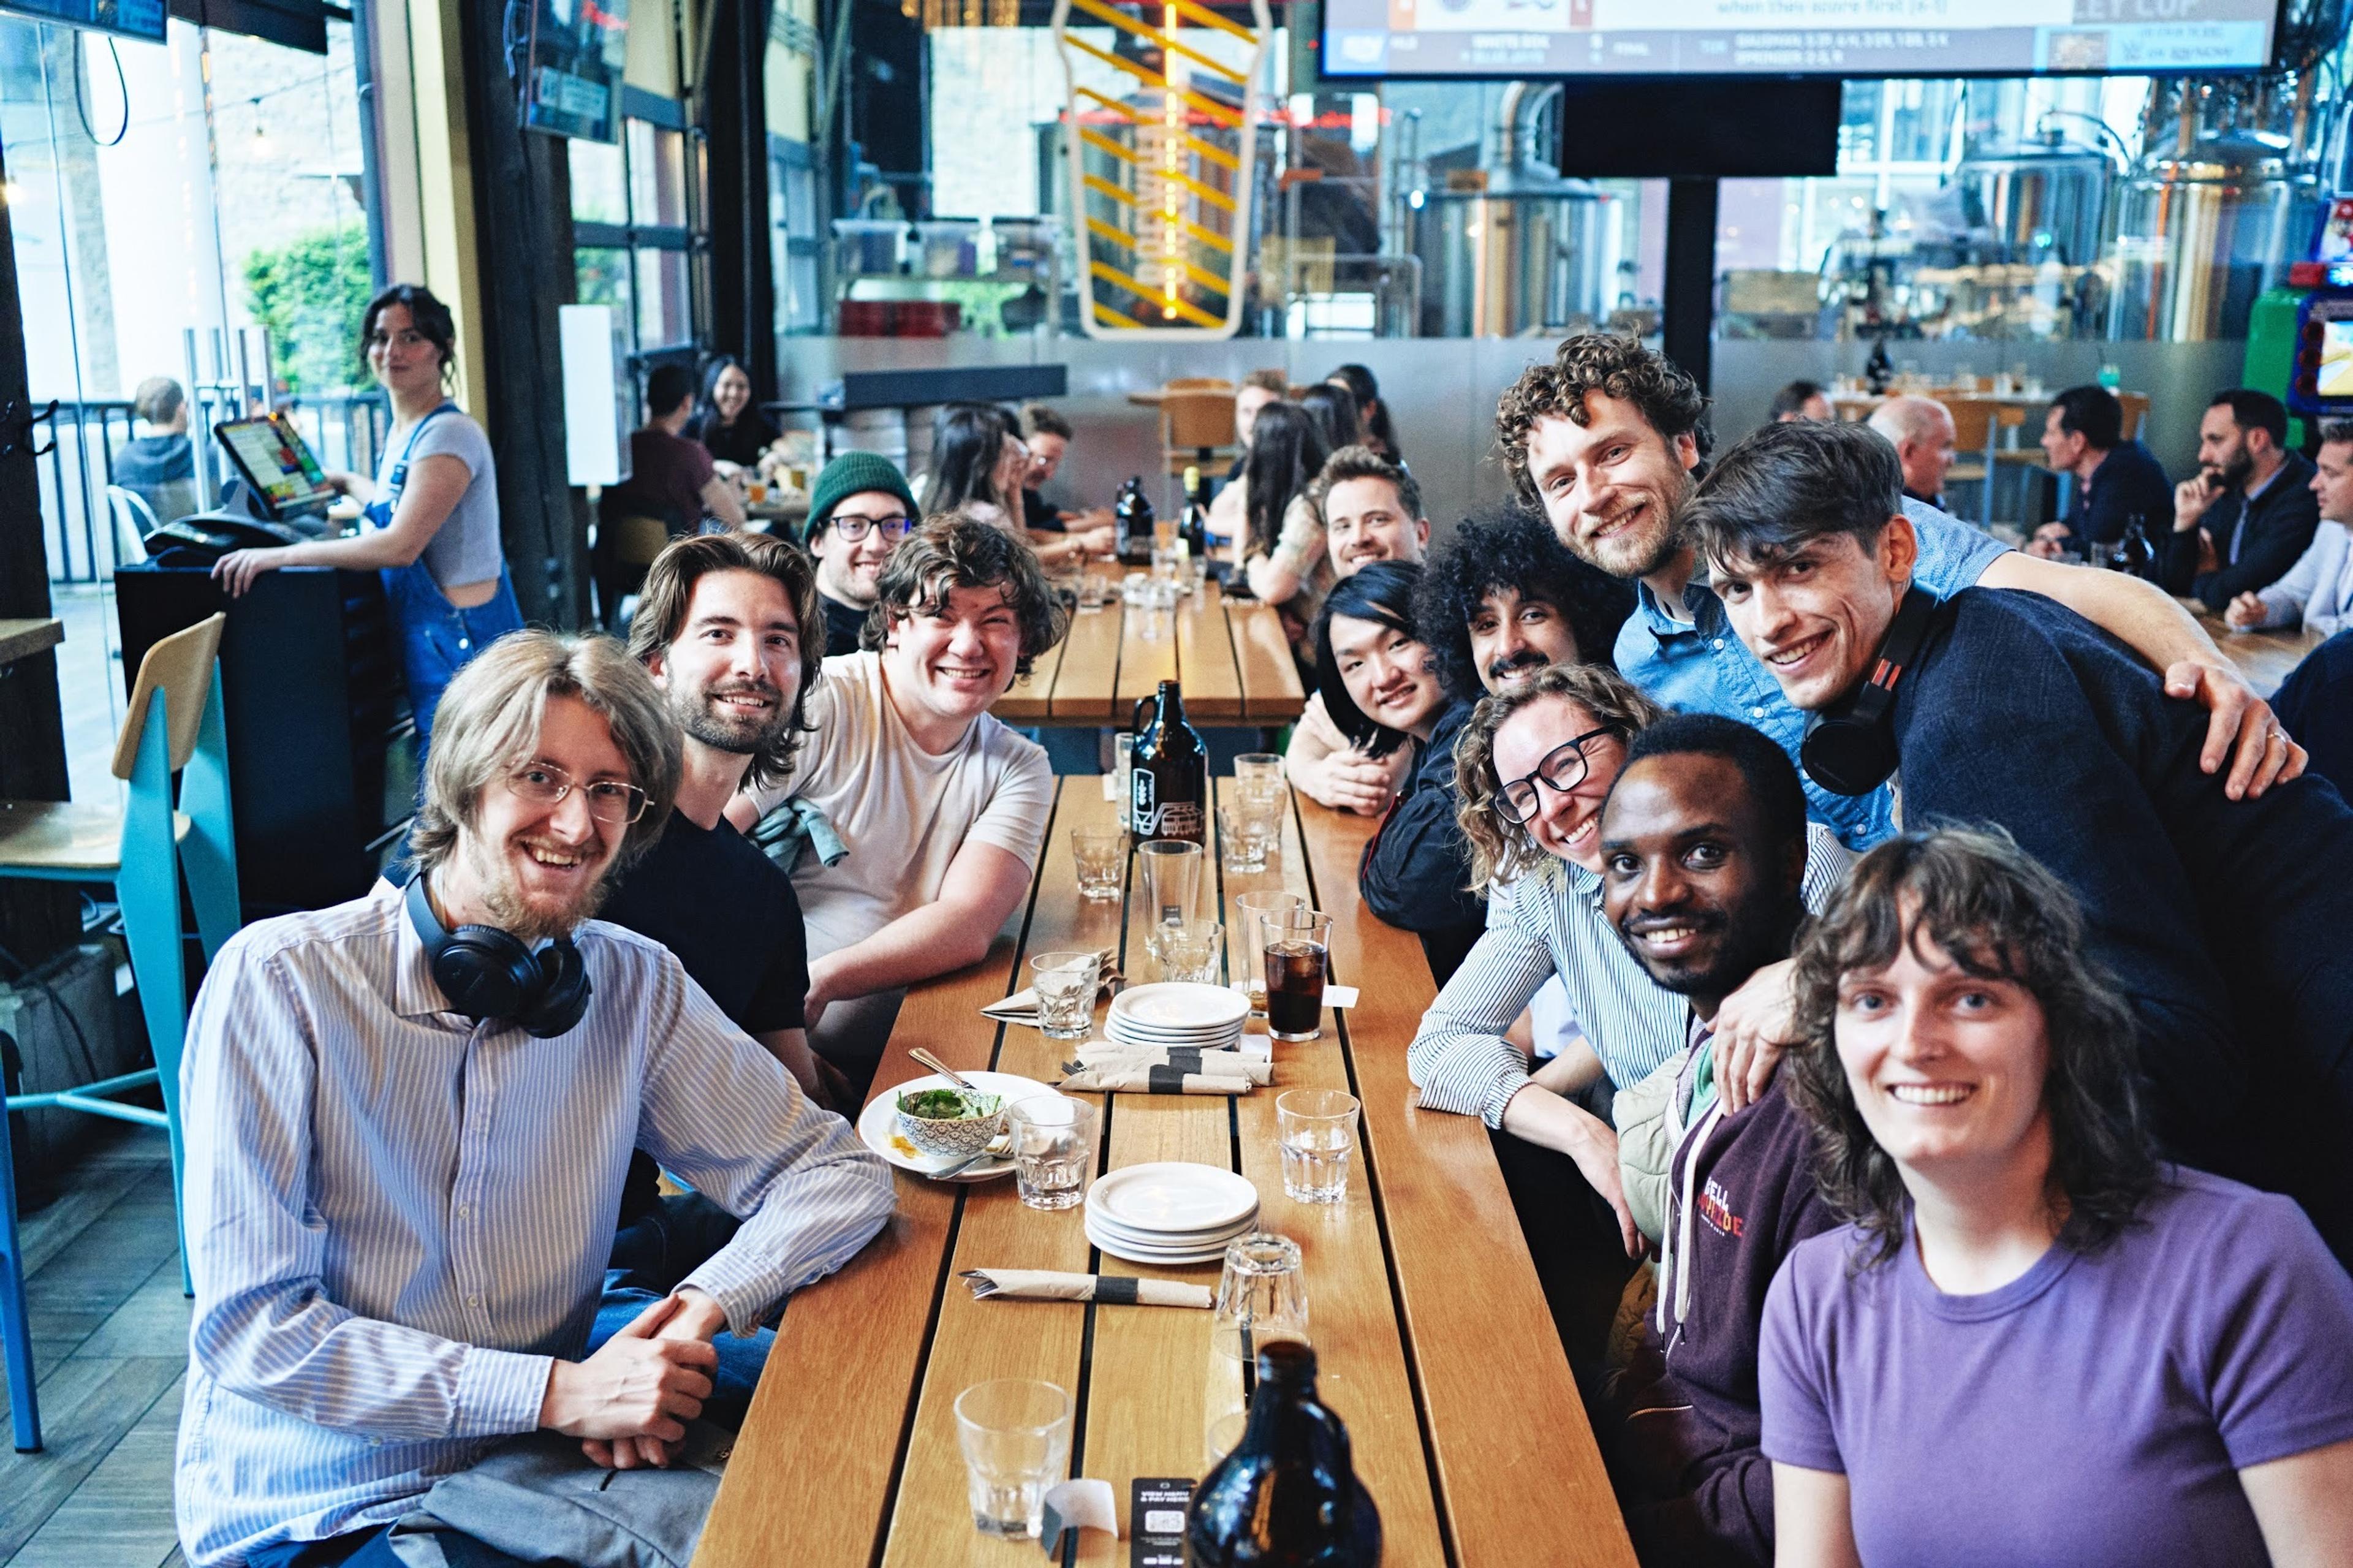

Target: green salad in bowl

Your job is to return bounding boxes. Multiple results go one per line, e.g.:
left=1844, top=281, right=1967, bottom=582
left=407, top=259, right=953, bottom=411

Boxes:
left=896, top=1086, right=1007, bottom=1156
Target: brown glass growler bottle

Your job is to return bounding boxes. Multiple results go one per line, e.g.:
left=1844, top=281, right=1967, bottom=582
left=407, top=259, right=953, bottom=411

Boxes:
left=1131, top=680, right=1207, bottom=845
left=1116, top=475, right=1158, bottom=567
left=1186, top=1341, right=1382, bottom=1567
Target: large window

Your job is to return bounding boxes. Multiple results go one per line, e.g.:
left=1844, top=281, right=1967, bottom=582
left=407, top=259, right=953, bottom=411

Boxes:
left=9, top=12, right=376, bottom=801
left=569, top=90, right=708, bottom=414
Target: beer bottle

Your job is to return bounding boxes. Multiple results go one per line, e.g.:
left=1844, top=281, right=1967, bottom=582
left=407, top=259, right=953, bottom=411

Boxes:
left=1116, top=475, right=1158, bottom=567
left=1131, top=680, right=1207, bottom=844
left=1186, top=1341, right=1382, bottom=1567
left=2120, top=513, right=2156, bottom=579
left=1182, top=464, right=1210, bottom=560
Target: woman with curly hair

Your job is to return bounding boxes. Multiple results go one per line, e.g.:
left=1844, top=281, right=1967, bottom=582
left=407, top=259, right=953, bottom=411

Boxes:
left=1762, top=827, right=2353, bottom=1568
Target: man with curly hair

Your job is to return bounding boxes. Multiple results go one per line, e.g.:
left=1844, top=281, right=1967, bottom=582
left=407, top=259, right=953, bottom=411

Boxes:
left=1496, top=334, right=2303, bottom=853
left=730, top=516, right=1066, bottom=1094
left=1415, top=504, right=1633, bottom=704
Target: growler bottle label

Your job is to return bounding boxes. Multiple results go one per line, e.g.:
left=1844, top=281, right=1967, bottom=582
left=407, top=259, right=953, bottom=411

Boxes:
left=1131, top=770, right=1203, bottom=843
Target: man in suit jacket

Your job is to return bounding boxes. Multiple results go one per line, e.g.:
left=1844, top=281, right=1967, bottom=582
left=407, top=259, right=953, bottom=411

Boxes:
left=2159, top=388, right=2321, bottom=613
left=2225, top=418, right=2353, bottom=640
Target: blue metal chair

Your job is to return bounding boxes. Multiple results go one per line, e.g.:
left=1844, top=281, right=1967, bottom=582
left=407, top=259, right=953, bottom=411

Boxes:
left=0, top=612, right=238, bottom=1451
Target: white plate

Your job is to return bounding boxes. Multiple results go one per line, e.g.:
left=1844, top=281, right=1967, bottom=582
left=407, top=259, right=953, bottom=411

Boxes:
left=1110, top=983, right=1252, bottom=1031
left=1085, top=1217, right=1242, bottom=1267
left=1105, top=1021, right=1244, bottom=1048
left=855, top=1071, right=1057, bottom=1181
left=1087, top=1212, right=1257, bottom=1251
left=1086, top=1161, right=1260, bottom=1235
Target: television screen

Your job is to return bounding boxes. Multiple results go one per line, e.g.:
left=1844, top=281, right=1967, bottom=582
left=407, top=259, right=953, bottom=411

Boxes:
left=522, top=0, right=631, bottom=144
left=2318, top=319, right=2353, bottom=401
left=0, top=0, right=167, bottom=44
left=1321, top=0, right=2280, bottom=80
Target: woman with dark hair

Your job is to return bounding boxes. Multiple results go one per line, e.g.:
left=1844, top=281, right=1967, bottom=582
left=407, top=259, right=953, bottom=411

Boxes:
left=1297, top=381, right=1364, bottom=456
left=1763, top=827, right=2353, bottom=1568
left=683, top=355, right=779, bottom=471
left=211, top=282, right=519, bottom=745
left=1316, top=561, right=1486, bottom=981
left=1327, top=363, right=1403, bottom=464
left=1232, top=401, right=1334, bottom=652
left=921, top=403, right=1021, bottom=527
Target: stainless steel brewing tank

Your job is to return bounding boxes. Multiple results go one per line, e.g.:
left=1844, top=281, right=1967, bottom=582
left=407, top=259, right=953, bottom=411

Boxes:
left=1952, top=131, right=2114, bottom=267
left=1407, top=186, right=1611, bottom=338
left=2107, top=131, right=2319, bottom=341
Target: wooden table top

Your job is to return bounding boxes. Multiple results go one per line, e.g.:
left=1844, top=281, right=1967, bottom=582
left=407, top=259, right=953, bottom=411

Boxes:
left=0, top=618, right=63, bottom=667
left=2186, top=600, right=2323, bottom=699
left=693, top=779, right=1634, bottom=1568
left=996, top=577, right=1306, bottom=729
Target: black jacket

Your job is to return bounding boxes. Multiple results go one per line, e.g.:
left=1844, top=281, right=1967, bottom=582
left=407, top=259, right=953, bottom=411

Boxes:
left=1893, top=587, right=2353, bottom=1262
left=2057, top=439, right=2172, bottom=551
left=2275, top=629, right=2353, bottom=808
left=1359, top=700, right=1484, bottom=984
left=2158, top=452, right=2321, bottom=612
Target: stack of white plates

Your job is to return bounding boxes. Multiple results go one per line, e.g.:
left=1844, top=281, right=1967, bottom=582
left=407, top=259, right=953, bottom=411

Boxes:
left=1105, top=982, right=1250, bottom=1054
left=1084, top=1161, right=1261, bottom=1265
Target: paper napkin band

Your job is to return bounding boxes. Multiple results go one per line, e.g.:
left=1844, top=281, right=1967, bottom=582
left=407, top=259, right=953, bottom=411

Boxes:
left=1074, top=1044, right=1273, bottom=1085
left=1058, top=1066, right=1254, bottom=1095
left=960, top=1268, right=1213, bottom=1308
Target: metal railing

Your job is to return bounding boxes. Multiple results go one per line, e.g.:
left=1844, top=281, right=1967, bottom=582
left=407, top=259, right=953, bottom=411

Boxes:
left=40, top=390, right=390, bottom=585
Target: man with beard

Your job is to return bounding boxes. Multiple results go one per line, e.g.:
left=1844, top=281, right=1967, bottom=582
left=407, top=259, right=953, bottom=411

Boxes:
left=1419, top=504, right=1633, bottom=703
left=1496, top=335, right=2302, bottom=853
left=804, top=451, right=919, bottom=655
left=1595, top=713, right=1838, bottom=1568
left=1283, top=445, right=1433, bottom=814
left=732, top=518, right=1064, bottom=1096
left=173, top=633, right=893, bottom=1568
left=2159, top=388, right=2322, bottom=613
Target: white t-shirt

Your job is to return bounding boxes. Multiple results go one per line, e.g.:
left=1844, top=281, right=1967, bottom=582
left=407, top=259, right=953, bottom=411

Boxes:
left=747, top=651, right=1053, bottom=961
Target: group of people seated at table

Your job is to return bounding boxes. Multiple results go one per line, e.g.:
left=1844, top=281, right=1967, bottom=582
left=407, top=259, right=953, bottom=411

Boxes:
left=169, top=329, right=2353, bottom=1568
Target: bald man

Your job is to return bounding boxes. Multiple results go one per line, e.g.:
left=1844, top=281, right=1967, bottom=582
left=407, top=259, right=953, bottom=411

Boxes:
left=1866, top=395, right=1958, bottom=512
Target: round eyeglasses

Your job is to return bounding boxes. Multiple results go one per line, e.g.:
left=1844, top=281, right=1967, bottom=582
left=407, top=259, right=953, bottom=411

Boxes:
left=504, top=761, right=650, bottom=825
left=829, top=512, right=913, bottom=543
left=1491, top=725, right=1624, bottom=825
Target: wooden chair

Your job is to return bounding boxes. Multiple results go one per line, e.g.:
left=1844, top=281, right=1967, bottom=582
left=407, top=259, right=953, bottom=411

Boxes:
left=2118, top=392, right=2150, bottom=441
left=1164, top=377, right=1232, bottom=392
left=1161, top=387, right=1237, bottom=478
left=1942, top=397, right=2029, bottom=527
left=0, top=612, right=238, bottom=1451
left=594, top=514, right=676, bottom=631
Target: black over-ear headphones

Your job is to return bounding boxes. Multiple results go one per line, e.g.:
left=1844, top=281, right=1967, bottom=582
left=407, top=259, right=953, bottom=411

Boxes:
left=404, top=872, right=592, bottom=1038
left=1799, top=586, right=1940, bottom=798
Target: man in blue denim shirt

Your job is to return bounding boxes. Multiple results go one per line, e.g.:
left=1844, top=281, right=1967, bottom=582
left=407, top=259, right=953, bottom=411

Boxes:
left=1686, top=417, right=2351, bottom=1263
left=1493, top=336, right=2304, bottom=855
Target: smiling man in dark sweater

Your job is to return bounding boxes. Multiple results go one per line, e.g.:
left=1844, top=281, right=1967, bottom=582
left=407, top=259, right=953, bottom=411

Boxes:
left=1687, top=417, right=2353, bottom=1266
left=1595, top=713, right=1838, bottom=1568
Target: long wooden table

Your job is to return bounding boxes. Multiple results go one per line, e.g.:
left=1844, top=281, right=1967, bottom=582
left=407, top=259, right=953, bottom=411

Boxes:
left=694, top=780, right=1634, bottom=1567
left=2186, top=599, right=2324, bottom=699
left=995, top=579, right=1306, bottom=729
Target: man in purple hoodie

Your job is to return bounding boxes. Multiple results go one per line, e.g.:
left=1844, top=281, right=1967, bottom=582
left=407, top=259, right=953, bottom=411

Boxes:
left=1594, top=712, right=1842, bottom=1567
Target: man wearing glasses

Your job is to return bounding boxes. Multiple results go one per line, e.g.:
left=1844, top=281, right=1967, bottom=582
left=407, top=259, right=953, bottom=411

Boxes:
left=174, top=632, right=892, bottom=1568
left=804, top=452, right=920, bottom=656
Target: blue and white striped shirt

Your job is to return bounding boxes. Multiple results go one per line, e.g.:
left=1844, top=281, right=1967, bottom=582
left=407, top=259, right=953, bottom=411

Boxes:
left=173, top=878, right=896, bottom=1566
left=1407, top=822, right=1849, bottom=1127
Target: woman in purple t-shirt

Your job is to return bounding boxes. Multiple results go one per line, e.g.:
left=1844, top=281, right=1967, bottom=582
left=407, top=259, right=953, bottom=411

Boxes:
left=1760, top=827, right=2353, bottom=1568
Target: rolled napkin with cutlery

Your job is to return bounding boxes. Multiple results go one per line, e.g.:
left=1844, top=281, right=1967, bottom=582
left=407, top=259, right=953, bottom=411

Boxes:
left=1071, top=1042, right=1273, bottom=1085
left=980, top=950, right=1123, bottom=1021
left=1055, top=1065, right=1255, bottom=1096
left=960, top=1268, right=1213, bottom=1308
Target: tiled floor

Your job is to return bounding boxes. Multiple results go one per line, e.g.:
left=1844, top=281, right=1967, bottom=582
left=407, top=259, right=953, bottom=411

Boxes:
left=0, top=1129, right=189, bottom=1568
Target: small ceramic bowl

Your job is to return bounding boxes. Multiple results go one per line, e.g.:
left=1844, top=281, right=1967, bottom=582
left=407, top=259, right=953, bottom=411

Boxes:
left=896, top=1089, right=1007, bottom=1157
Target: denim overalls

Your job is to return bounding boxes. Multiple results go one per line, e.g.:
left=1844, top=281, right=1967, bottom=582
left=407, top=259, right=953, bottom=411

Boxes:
left=370, top=404, right=524, bottom=748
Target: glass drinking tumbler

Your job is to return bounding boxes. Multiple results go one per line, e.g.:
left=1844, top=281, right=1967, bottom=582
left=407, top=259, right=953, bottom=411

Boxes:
left=1263, top=910, right=1333, bottom=1042
left=1235, top=891, right=1305, bottom=1015
left=1030, top=951, right=1101, bottom=1040
left=1137, top=838, right=1204, bottom=936
left=1072, top=828, right=1126, bottom=902
left=1158, top=918, right=1223, bottom=985
left=1277, top=1088, right=1358, bottom=1204
left=1211, top=1232, right=1310, bottom=1416
left=1008, top=1094, right=1099, bottom=1210
left=953, top=1379, right=1074, bottom=1538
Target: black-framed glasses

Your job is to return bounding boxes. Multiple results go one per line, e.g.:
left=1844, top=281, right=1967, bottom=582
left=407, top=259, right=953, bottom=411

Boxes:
left=504, top=761, right=650, bottom=825
left=830, top=512, right=913, bottom=543
left=1491, top=725, right=1624, bottom=825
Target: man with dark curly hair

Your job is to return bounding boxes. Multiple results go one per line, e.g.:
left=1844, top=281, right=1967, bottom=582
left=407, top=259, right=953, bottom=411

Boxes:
left=729, top=516, right=1066, bottom=1093
left=1496, top=334, right=2303, bottom=854
left=1415, top=504, right=1633, bottom=704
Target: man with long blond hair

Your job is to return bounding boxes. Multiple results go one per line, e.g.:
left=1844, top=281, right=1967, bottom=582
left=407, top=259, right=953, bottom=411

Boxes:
left=174, top=632, right=892, bottom=1568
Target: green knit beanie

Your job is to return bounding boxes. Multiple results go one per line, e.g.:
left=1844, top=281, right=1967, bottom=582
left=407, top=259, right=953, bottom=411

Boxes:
left=806, top=452, right=918, bottom=543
